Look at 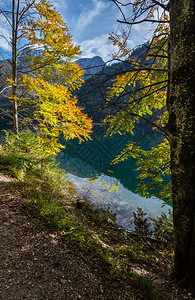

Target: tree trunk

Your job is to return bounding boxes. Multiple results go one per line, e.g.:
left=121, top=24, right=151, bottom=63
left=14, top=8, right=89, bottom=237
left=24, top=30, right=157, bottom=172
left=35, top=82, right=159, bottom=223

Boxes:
left=168, top=0, right=195, bottom=292
left=12, top=0, right=19, bottom=135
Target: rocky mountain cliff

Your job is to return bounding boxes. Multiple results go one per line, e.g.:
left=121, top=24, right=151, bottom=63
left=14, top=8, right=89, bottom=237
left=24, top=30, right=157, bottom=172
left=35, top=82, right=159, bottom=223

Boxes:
left=76, top=56, right=105, bottom=79
left=0, top=52, right=105, bottom=80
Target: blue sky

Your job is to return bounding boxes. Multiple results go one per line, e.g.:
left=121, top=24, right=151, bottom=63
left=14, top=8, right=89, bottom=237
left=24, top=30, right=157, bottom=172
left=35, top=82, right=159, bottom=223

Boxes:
left=55, top=0, right=153, bottom=61
left=0, top=0, right=153, bottom=62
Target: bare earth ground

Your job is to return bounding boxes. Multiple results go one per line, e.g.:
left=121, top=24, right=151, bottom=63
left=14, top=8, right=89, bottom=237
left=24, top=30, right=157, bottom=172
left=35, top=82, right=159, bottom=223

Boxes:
left=0, top=172, right=194, bottom=300
left=0, top=173, right=135, bottom=300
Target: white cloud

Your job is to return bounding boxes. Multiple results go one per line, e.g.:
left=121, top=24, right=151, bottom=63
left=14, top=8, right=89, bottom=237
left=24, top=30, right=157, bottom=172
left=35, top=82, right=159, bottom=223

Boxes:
left=80, top=34, right=119, bottom=62
left=0, top=27, right=11, bottom=53
left=76, top=0, right=109, bottom=30
left=52, top=0, right=67, bottom=12
left=0, top=14, right=11, bottom=55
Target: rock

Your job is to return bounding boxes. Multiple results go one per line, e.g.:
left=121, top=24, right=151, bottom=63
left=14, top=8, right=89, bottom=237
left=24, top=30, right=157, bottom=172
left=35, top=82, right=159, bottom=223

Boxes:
left=76, top=56, right=105, bottom=79
left=60, top=279, right=66, bottom=284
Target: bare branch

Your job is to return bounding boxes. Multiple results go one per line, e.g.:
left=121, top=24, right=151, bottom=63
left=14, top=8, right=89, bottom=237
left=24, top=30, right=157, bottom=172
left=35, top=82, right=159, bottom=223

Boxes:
left=18, top=0, right=35, bottom=24
left=0, top=85, right=11, bottom=94
left=117, top=18, right=170, bottom=25
left=111, top=80, right=168, bottom=101
left=0, top=34, right=11, bottom=48
left=151, top=0, right=169, bottom=11
left=0, top=8, right=12, bottom=26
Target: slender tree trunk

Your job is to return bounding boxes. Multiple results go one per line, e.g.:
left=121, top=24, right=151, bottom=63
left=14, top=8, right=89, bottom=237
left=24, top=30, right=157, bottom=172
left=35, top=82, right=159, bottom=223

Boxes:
left=12, top=0, right=19, bottom=135
left=168, top=0, right=195, bottom=292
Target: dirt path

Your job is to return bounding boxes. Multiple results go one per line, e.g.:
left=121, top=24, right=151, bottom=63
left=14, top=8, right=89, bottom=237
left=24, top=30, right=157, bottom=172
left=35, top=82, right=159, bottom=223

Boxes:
left=0, top=173, right=116, bottom=300
left=0, top=172, right=194, bottom=300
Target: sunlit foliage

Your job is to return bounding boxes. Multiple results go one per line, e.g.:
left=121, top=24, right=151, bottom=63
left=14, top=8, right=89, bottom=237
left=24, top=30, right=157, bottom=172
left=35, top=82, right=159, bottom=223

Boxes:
left=18, top=0, right=92, bottom=153
left=105, top=0, right=171, bottom=201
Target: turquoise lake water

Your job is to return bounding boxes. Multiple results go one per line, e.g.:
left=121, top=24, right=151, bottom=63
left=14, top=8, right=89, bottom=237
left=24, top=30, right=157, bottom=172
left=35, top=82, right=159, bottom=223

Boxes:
left=58, top=125, right=171, bottom=230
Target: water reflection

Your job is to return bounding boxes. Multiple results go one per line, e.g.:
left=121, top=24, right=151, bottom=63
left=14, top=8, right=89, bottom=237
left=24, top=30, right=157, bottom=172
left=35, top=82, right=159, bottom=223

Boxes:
left=66, top=173, right=171, bottom=230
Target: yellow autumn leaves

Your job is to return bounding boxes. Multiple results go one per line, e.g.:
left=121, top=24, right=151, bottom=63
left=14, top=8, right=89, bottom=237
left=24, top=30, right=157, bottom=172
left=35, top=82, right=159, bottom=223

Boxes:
left=22, top=76, right=92, bottom=153
left=20, top=0, right=92, bottom=153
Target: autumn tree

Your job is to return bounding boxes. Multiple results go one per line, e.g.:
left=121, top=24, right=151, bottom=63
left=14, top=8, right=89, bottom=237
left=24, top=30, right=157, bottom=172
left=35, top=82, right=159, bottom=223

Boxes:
left=107, top=0, right=195, bottom=292
left=0, top=0, right=92, bottom=152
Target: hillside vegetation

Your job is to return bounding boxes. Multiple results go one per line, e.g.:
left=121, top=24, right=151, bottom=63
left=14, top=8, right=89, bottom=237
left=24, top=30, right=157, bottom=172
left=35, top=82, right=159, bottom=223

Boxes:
left=0, top=129, right=190, bottom=300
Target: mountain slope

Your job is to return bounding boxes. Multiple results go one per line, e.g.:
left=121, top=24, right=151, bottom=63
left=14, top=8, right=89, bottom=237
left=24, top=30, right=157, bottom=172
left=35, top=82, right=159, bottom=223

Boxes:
left=76, top=56, right=105, bottom=79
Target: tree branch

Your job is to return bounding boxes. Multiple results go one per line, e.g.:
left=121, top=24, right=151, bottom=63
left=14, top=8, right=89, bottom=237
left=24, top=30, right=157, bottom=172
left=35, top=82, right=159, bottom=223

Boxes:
left=151, top=0, right=169, bottom=11
left=117, top=18, right=170, bottom=25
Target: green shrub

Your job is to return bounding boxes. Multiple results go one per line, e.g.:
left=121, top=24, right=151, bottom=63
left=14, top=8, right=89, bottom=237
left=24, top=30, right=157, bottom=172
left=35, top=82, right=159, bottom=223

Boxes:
left=133, top=207, right=173, bottom=248
left=151, top=209, right=173, bottom=246
left=137, top=276, right=161, bottom=300
left=0, top=130, right=53, bottom=177
left=133, top=207, right=152, bottom=237
left=0, top=130, right=75, bottom=199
